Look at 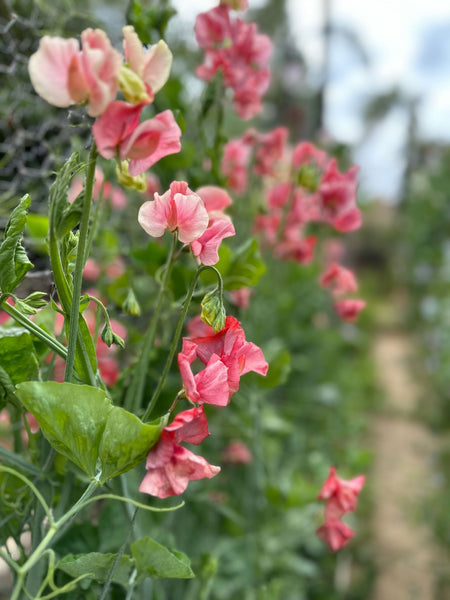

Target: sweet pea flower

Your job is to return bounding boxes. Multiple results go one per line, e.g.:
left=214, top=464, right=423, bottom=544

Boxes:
left=316, top=520, right=355, bottom=552
left=138, top=181, right=209, bottom=244
left=178, top=340, right=230, bottom=406
left=190, top=218, right=235, bottom=265
left=320, top=263, right=358, bottom=297
left=188, top=316, right=268, bottom=395
left=221, top=440, right=252, bottom=464
left=122, top=26, right=172, bottom=98
left=221, top=139, right=251, bottom=194
left=92, top=102, right=182, bottom=176
left=334, top=299, right=366, bottom=322
left=28, top=29, right=122, bottom=117
left=139, top=406, right=220, bottom=498
left=318, top=466, right=365, bottom=519
left=318, top=160, right=361, bottom=232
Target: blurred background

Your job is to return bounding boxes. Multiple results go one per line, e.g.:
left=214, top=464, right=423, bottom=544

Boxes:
left=1, top=0, right=450, bottom=598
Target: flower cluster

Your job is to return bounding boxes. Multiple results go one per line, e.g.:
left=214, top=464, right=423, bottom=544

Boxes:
left=140, top=316, right=268, bottom=498
left=316, top=466, right=365, bottom=551
left=320, top=262, right=366, bottom=322
left=195, top=4, right=272, bottom=119
left=29, top=26, right=181, bottom=177
left=138, top=181, right=235, bottom=265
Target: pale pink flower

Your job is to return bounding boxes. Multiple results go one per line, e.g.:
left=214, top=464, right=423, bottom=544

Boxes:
left=275, top=234, right=317, bottom=265
left=138, top=181, right=209, bottom=244
left=190, top=218, right=235, bottom=266
left=316, top=520, right=355, bottom=552
left=178, top=340, right=230, bottom=406
left=229, top=287, right=251, bottom=310
left=28, top=29, right=122, bottom=117
left=123, top=26, right=172, bottom=97
left=196, top=186, right=233, bottom=217
left=320, top=263, right=358, bottom=297
left=188, top=316, right=268, bottom=395
left=139, top=406, right=220, bottom=499
left=221, top=440, right=252, bottom=464
left=221, top=139, right=251, bottom=194
left=334, top=299, right=366, bottom=322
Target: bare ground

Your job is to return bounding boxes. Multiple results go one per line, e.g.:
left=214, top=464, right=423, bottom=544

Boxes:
left=371, top=332, right=440, bottom=600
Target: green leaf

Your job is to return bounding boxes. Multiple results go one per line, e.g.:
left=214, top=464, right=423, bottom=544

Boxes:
left=15, top=382, right=165, bottom=483
left=0, top=195, right=34, bottom=293
left=57, top=552, right=133, bottom=587
left=25, top=213, right=49, bottom=254
left=131, top=537, right=195, bottom=580
left=48, top=153, right=80, bottom=238
left=225, top=238, right=266, bottom=290
left=0, top=327, right=39, bottom=385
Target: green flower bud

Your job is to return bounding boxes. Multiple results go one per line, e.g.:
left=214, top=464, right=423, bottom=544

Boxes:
left=122, top=288, right=141, bottom=317
left=101, top=324, right=125, bottom=349
left=201, top=290, right=226, bottom=333
left=115, top=161, right=147, bottom=191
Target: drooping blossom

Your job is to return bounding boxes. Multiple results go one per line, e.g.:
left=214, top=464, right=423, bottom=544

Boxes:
left=334, top=299, right=366, bottom=322
left=178, top=340, right=230, bottom=406
left=139, top=406, right=220, bottom=498
left=186, top=316, right=268, bottom=395
left=320, top=263, right=358, bottom=298
left=28, top=29, right=122, bottom=117
left=316, top=466, right=365, bottom=551
left=316, top=520, right=355, bottom=552
left=92, top=101, right=182, bottom=176
left=195, top=6, right=272, bottom=120
left=317, top=160, right=361, bottom=232
left=138, top=181, right=209, bottom=244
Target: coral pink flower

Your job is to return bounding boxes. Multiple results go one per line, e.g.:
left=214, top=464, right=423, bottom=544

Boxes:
left=83, top=258, right=101, bottom=281
left=28, top=29, right=122, bottom=117
left=190, top=218, right=235, bottom=266
left=122, top=26, right=172, bottom=97
left=138, top=181, right=209, bottom=244
left=275, top=234, right=317, bottom=265
left=318, top=160, right=361, bottom=232
left=178, top=340, right=230, bottom=406
left=93, top=102, right=182, bottom=176
left=318, top=466, right=366, bottom=519
left=316, top=520, right=355, bottom=552
left=139, top=406, right=220, bottom=498
left=196, top=186, right=233, bottom=217
left=320, top=263, right=358, bottom=297
left=229, top=287, right=251, bottom=310
left=292, top=141, right=329, bottom=171
left=188, top=316, right=268, bottom=395
left=252, top=127, right=288, bottom=176
left=221, top=139, right=251, bottom=194
left=221, top=440, right=252, bottom=464
left=0, top=297, right=14, bottom=325
left=186, top=316, right=213, bottom=338
left=334, top=299, right=366, bottom=322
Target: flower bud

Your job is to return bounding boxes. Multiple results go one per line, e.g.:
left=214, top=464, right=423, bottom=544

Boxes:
left=297, top=164, right=320, bottom=192
left=201, top=290, right=226, bottom=333
left=115, top=161, right=147, bottom=191
left=22, top=291, right=48, bottom=309
left=101, top=324, right=125, bottom=348
left=122, top=288, right=141, bottom=316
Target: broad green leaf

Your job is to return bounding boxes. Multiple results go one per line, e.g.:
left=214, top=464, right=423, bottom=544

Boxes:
left=25, top=213, right=49, bottom=254
left=0, top=327, right=39, bottom=385
left=225, top=238, right=266, bottom=290
left=131, top=537, right=195, bottom=580
left=57, top=552, right=133, bottom=587
left=0, top=195, right=34, bottom=293
left=15, top=382, right=165, bottom=483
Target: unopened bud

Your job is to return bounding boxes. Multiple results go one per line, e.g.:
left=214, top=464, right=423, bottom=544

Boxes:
left=23, top=291, right=48, bottom=309
left=115, top=161, right=147, bottom=191
left=122, top=288, right=141, bottom=316
left=201, top=290, right=226, bottom=333
left=101, top=324, right=125, bottom=349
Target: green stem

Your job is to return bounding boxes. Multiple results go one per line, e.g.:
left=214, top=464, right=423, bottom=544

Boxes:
left=142, top=265, right=222, bottom=422
left=0, top=297, right=67, bottom=359
left=64, top=142, right=97, bottom=382
left=124, top=234, right=178, bottom=413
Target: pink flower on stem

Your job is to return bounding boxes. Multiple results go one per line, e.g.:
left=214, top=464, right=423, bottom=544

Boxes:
left=292, top=141, right=329, bottom=171
left=320, top=263, right=358, bottom=297
left=275, top=234, right=317, bottom=265
left=178, top=340, right=230, bottom=406
left=334, top=299, right=366, bottom=322
left=252, top=127, right=288, bottom=176
left=138, top=181, right=209, bottom=244
left=316, top=520, right=355, bottom=552
left=221, top=440, right=252, bottom=464
left=229, top=287, right=251, bottom=310
left=139, top=406, right=220, bottom=499
left=190, top=218, right=235, bottom=266
left=221, top=139, right=251, bottom=194
left=187, top=316, right=268, bottom=395
left=92, top=101, right=182, bottom=176
left=318, top=160, right=361, bottom=232
left=28, top=29, right=122, bottom=117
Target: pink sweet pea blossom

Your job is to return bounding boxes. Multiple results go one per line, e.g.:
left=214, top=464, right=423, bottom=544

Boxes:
left=93, top=102, right=182, bottom=176
left=122, top=26, right=172, bottom=96
left=316, top=520, right=355, bottom=552
left=292, top=141, right=329, bottom=171
left=334, top=299, right=366, bottom=322
left=221, top=440, right=252, bottom=464
left=178, top=340, right=230, bottom=406
left=252, top=127, right=288, bottom=176
left=138, top=181, right=209, bottom=243
left=190, top=218, right=235, bottom=266
left=139, top=406, right=220, bottom=498
left=320, top=263, right=358, bottom=297
left=318, top=466, right=365, bottom=519
left=318, top=160, right=361, bottom=232
left=28, top=29, right=122, bottom=117
left=221, top=139, right=251, bottom=194
left=187, top=316, right=268, bottom=395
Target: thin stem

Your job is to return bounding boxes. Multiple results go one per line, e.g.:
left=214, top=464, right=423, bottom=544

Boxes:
left=64, top=142, right=97, bottom=382
left=0, top=297, right=67, bottom=359
left=124, top=234, right=178, bottom=413
left=0, top=467, right=54, bottom=526
left=142, top=264, right=222, bottom=422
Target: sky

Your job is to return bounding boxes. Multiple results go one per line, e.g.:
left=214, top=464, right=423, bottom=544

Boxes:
left=168, top=0, right=450, bottom=200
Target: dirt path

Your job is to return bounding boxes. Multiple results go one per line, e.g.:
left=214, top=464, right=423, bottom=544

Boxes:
left=371, top=331, right=438, bottom=600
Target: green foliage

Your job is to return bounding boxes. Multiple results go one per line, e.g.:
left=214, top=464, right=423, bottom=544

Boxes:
left=202, top=239, right=266, bottom=290
left=0, top=327, right=39, bottom=386
left=15, top=381, right=165, bottom=483
left=0, top=195, right=34, bottom=294
left=57, top=553, right=134, bottom=587
left=131, top=537, right=195, bottom=580
left=126, top=0, right=177, bottom=43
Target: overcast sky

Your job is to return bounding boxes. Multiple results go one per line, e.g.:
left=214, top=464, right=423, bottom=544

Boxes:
left=167, top=0, right=450, bottom=200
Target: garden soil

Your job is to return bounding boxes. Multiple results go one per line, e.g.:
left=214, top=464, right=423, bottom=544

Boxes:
left=371, top=330, right=440, bottom=600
